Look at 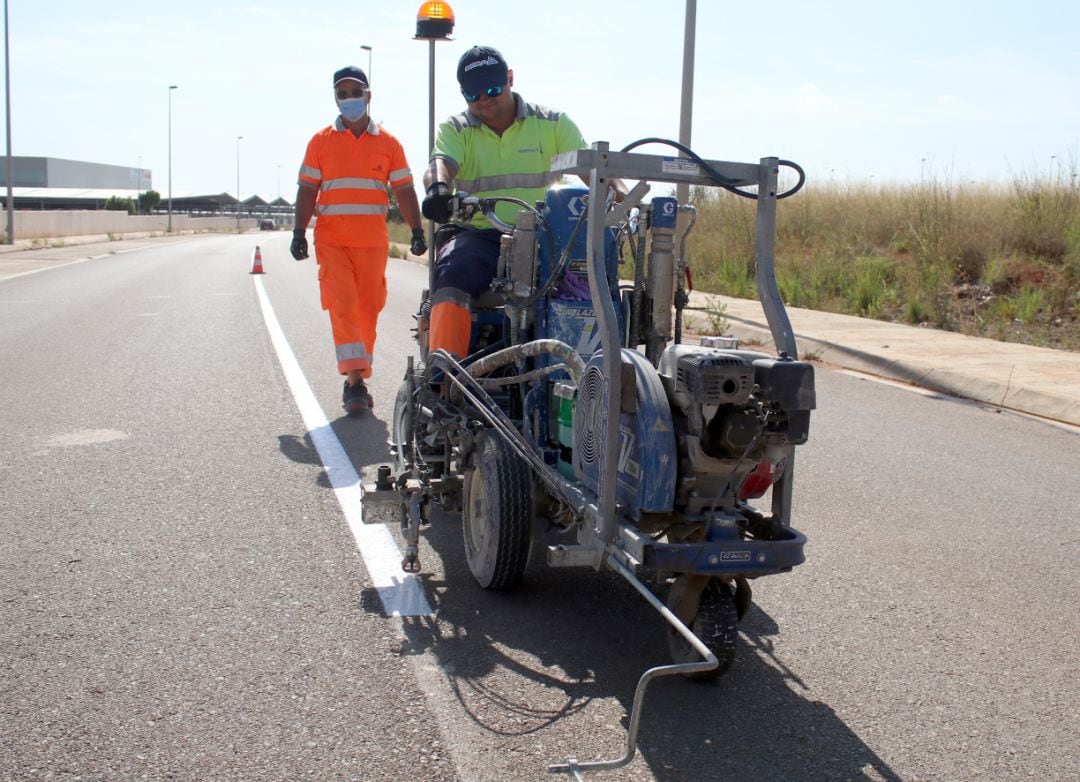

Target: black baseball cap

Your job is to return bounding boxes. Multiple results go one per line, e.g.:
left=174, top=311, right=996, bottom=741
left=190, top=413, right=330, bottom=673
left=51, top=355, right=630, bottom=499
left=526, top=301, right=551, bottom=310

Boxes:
left=333, top=66, right=368, bottom=87
left=457, top=46, right=508, bottom=96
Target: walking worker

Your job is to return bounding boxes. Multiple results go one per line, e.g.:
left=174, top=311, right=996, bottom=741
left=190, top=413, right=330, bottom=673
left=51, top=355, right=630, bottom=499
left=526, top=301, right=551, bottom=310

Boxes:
left=421, top=45, right=589, bottom=360
left=291, top=65, right=428, bottom=416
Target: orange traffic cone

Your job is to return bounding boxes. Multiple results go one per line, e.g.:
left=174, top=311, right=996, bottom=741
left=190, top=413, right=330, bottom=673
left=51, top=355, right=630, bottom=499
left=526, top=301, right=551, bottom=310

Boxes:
left=249, top=246, right=265, bottom=274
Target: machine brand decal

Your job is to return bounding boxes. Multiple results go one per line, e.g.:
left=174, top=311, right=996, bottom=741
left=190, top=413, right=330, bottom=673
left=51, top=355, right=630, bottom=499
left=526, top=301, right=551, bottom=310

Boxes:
left=575, top=316, right=601, bottom=355
left=720, top=551, right=752, bottom=561
left=566, top=195, right=587, bottom=217
left=617, top=424, right=640, bottom=479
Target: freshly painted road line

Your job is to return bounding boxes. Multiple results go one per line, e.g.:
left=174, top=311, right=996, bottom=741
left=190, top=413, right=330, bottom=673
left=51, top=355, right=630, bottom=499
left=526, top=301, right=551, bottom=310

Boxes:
left=253, top=276, right=432, bottom=617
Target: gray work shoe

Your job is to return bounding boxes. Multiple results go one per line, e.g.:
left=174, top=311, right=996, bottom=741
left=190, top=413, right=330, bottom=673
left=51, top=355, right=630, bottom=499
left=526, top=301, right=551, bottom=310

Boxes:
left=343, top=379, right=373, bottom=416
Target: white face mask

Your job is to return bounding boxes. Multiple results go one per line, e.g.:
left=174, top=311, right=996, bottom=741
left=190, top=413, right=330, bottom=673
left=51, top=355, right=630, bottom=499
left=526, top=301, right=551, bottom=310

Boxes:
left=337, top=97, right=367, bottom=121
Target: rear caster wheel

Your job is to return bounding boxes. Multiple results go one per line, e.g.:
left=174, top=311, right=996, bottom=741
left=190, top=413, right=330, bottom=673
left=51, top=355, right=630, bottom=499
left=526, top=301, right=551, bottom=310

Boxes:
left=391, top=371, right=416, bottom=475
left=666, top=578, right=739, bottom=679
left=462, top=429, right=532, bottom=590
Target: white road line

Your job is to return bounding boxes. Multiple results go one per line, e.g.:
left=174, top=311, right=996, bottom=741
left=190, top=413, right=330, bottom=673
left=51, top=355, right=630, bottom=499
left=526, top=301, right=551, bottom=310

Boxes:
left=0, top=241, right=172, bottom=282
left=0, top=256, right=99, bottom=282
left=253, top=276, right=432, bottom=617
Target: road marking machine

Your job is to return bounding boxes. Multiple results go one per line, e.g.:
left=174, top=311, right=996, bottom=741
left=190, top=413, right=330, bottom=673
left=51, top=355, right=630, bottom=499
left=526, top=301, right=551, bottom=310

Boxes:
left=365, top=140, right=812, bottom=776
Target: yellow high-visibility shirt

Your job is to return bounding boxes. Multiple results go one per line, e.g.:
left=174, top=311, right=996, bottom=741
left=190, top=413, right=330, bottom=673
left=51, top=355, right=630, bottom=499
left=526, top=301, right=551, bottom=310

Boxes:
left=431, top=93, right=586, bottom=229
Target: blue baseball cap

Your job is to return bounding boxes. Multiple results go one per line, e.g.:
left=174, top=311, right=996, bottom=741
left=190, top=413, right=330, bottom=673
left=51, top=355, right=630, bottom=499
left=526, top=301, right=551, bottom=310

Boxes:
left=333, top=66, right=368, bottom=87
left=457, top=46, right=508, bottom=96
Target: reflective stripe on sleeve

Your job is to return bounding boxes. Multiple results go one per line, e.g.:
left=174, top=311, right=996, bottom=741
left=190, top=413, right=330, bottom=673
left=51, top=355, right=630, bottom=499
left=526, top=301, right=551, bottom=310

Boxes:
left=389, top=167, right=411, bottom=182
left=299, top=165, right=321, bottom=180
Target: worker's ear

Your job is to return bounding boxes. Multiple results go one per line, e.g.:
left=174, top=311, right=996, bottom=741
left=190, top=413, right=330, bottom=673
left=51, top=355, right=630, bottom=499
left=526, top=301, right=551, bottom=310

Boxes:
left=507, top=69, right=514, bottom=88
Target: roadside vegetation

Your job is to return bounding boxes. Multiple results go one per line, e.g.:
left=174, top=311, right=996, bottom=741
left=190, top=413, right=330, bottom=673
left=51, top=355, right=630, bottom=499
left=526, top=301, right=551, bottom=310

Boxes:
left=687, top=163, right=1080, bottom=351
left=387, top=164, right=1079, bottom=350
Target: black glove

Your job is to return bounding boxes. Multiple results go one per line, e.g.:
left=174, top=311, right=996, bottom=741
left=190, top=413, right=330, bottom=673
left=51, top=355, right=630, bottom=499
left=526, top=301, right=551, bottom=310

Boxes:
left=290, top=228, right=309, bottom=260
left=421, top=183, right=454, bottom=223
left=409, top=227, right=428, bottom=256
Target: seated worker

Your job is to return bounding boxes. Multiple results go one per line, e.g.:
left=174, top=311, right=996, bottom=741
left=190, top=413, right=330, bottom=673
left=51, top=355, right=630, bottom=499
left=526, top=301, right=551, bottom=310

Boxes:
left=421, top=45, right=591, bottom=360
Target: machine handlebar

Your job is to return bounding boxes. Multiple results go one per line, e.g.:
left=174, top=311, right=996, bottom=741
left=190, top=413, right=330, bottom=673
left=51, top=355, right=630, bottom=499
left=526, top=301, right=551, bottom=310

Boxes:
left=452, top=194, right=534, bottom=234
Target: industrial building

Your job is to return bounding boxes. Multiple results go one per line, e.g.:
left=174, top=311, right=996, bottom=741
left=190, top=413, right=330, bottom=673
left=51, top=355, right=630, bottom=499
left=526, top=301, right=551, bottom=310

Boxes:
left=0, top=156, right=291, bottom=216
left=0, top=156, right=150, bottom=210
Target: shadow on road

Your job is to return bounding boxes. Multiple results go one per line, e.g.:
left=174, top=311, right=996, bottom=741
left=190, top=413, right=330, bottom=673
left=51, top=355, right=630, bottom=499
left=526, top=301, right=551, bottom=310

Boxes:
left=379, top=509, right=900, bottom=782
left=294, top=405, right=900, bottom=780
left=276, top=413, right=390, bottom=492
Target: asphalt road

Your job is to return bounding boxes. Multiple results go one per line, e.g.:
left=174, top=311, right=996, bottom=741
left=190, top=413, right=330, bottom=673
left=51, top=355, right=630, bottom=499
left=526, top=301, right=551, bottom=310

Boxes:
left=1, top=234, right=1077, bottom=781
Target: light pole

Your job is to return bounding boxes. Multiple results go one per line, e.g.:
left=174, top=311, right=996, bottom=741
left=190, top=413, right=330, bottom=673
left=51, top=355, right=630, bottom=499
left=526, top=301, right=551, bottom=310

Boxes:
left=167, top=84, right=177, bottom=232
left=4, top=0, right=13, bottom=244
left=276, top=163, right=281, bottom=201
left=414, top=2, right=455, bottom=278
left=361, top=44, right=373, bottom=86
left=675, top=0, right=696, bottom=255
left=236, top=135, right=243, bottom=232
left=136, top=155, right=142, bottom=214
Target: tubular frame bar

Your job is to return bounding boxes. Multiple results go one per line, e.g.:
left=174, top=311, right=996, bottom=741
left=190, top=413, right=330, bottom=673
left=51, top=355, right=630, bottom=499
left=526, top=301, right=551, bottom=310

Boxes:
left=581, top=143, right=623, bottom=547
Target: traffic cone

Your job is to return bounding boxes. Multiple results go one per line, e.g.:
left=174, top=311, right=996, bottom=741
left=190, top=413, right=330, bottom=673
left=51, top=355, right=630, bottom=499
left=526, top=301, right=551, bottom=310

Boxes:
left=249, top=246, right=265, bottom=274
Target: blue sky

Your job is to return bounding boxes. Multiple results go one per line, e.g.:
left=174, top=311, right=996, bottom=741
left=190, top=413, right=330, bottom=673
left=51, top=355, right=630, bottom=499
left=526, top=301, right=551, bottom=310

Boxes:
left=6, top=0, right=1078, bottom=199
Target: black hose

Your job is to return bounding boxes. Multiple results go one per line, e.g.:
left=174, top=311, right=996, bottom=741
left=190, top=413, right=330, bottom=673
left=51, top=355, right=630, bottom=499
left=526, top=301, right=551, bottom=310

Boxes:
left=618, top=137, right=805, bottom=200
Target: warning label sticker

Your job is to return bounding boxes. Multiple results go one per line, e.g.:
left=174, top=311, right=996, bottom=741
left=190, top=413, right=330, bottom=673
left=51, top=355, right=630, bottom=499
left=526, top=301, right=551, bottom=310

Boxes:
left=661, top=157, right=700, bottom=175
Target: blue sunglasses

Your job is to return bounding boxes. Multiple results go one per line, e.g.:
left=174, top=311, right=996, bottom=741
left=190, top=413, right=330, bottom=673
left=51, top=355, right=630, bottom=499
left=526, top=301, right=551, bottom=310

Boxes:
left=463, top=85, right=504, bottom=102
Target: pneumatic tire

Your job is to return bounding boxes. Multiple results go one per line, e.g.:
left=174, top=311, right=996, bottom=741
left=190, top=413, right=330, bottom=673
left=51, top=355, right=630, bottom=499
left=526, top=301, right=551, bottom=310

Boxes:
left=462, top=429, right=533, bottom=590
left=391, top=380, right=414, bottom=475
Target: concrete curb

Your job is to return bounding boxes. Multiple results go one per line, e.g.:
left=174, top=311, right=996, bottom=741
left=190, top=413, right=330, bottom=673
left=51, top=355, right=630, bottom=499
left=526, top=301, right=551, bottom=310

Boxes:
left=693, top=293, right=1080, bottom=427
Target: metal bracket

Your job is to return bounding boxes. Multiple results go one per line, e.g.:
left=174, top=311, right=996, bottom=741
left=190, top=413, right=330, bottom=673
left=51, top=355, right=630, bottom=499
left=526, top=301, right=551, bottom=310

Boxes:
left=546, top=544, right=602, bottom=569
left=400, top=492, right=422, bottom=573
left=603, top=180, right=651, bottom=227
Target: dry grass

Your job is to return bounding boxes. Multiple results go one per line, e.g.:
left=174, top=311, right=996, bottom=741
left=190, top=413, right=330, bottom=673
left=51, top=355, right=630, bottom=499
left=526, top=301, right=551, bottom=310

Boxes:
left=686, top=164, right=1080, bottom=350
left=387, top=221, right=412, bottom=245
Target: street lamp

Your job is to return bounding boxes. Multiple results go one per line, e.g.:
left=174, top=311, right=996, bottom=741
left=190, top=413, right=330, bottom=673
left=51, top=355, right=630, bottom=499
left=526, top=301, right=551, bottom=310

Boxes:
left=167, top=85, right=177, bottom=232
left=4, top=0, right=14, bottom=244
left=360, top=44, right=373, bottom=86
left=236, top=135, right=243, bottom=232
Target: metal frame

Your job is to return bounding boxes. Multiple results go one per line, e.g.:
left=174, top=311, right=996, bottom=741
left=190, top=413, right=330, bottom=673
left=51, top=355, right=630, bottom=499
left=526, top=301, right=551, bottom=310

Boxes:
left=372, top=144, right=809, bottom=775
left=543, top=145, right=804, bottom=774
left=551, top=145, right=800, bottom=534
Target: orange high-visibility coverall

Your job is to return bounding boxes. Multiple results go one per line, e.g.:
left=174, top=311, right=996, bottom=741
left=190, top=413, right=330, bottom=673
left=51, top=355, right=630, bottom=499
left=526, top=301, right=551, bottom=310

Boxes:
left=298, top=117, right=413, bottom=377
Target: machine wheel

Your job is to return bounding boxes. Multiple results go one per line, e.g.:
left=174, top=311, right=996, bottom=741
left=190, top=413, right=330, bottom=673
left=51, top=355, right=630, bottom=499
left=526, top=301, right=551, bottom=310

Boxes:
left=391, top=380, right=414, bottom=474
left=666, top=578, right=740, bottom=680
left=462, top=429, right=533, bottom=590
